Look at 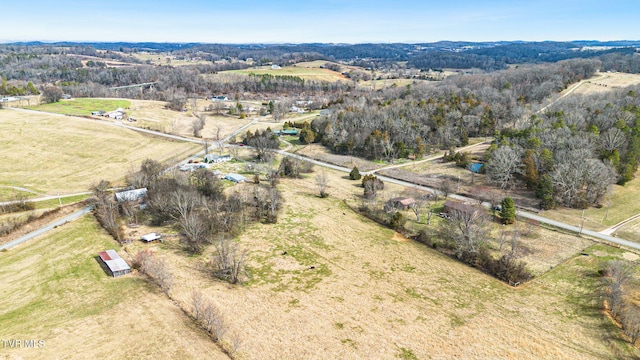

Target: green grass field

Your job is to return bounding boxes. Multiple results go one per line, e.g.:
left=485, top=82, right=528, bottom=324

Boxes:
left=26, top=98, right=131, bottom=116
left=0, top=216, right=142, bottom=334
left=0, top=215, right=228, bottom=359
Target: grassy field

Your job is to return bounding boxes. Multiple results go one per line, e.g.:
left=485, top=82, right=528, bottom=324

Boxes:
left=120, top=167, right=638, bottom=359
left=26, top=98, right=131, bottom=117
left=226, top=65, right=347, bottom=83
left=0, top=109, right=199, bottom=194
left=126, top=99, right=255, bottom=140
left=571, top=72, right=640, bottom=96
left=0, top=215, right=227, bottom=359
left=543, top=169, right=640, bottom=233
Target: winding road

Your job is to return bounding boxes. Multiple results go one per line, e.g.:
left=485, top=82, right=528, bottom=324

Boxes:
left=6, top=95, right=640, bottom=253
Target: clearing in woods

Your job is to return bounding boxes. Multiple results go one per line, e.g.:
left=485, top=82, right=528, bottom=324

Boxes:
left=0, top=109, right=199, bottom=194
left=121, top=170, right=637, bottom=360
left=225, top=65, right=348, bottom=83
left=570, top=72, right=640, bottom=96
left=0, top=215, right=227, bottom=360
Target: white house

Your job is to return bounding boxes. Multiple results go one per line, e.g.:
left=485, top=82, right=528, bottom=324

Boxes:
left=204, top=154, right=232, bottom=164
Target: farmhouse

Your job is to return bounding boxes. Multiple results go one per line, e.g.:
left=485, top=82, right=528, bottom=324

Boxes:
left=105, top=108, right=125, bottom=120
left=114, top=188, right=148, bottom=202
left=273, top=129, right=299, bottom=136
left=204, top=154, right=232, bottom=163
left=211, top=95, right=228, bottom=101
left=385, top=197, right=416, bottom=211
left=97, top=250, right=131, bottom=277
left=225, top=173, right=247, bottom=183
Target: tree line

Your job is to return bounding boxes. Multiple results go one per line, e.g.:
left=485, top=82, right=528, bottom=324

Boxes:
left=485, top=84, right=640, bottom=209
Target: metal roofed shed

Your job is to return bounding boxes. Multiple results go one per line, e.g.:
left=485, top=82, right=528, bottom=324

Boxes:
left=98, top=250, right=131, bottom=277
left=114, top=188, right=148, bottom=202
left=141, top=232, right=162, bottom=242
left=224, top=173, right=247, bottom=183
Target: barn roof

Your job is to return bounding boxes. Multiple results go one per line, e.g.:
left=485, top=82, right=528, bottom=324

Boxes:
left=98, top=250, right=130, bottom=274
left=105, top=258, right=130, bottom=272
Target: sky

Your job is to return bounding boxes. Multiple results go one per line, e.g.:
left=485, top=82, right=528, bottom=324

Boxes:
left=2, top=0, right=640, bottom=43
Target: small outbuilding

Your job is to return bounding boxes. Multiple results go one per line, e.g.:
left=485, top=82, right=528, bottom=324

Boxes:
left=141, top=232, right=162, bottom=242
left=225, top=173, right=247, bottom=183
left=98, top=250, right=131, bottom=277
left=385, top=197, right=416, bottom=211
left=114, top=188, right=148, bottom=202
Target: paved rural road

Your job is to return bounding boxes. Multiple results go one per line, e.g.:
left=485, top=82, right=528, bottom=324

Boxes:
left=0, top=191, right=93, bottom=207
left=11, top=104, right=640, bottom=252
left=0, top=205, right=94, bottom=251
left=272, top=149, right=640, bottom=252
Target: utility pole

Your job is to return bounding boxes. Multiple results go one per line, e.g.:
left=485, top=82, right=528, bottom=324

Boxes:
left=579, top=209, right=585, bottom=235
left=57, top=191, right=62, bottom=207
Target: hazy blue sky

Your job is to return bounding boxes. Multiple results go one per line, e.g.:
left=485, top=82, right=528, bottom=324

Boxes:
left=3, top=0, right=639, bottom=43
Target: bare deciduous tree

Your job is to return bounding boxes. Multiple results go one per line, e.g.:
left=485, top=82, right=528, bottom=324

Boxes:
left=137, top=251, right=173, bottom=294
left=438, top=204, right=490, bottom=261
left=180, top=211, right=210, bottom=254
left=315, top=170, right=329, bottom=198
left=192, top=114, right=206, bottom=137
left=210, top=237, right=246, bottom=284
left=486, top=146, right=522, bottom=189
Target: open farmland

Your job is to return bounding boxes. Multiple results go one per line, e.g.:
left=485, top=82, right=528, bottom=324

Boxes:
left=571, top=72, right=640, bottom=96
left=120, top=170, right=637, bottom=360
left=126, top=99, right=255, bottom=139
left=226, top=65, right=348, bottom=83
left=26, top=98, right=131, bottom=117
left=0, top=215, right=227, bottom=360
left=0, top=109, right=199, bottom=194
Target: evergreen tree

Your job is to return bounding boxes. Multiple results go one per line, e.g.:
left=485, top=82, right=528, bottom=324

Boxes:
left=500, top=197, right=516, bottom=224
left=349, top=166, right=361, bottom=180
left=536, top=174, right=556, bottom=210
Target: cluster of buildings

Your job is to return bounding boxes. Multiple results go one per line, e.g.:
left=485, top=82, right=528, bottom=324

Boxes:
left=91, top=108, right=127, bottom=120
